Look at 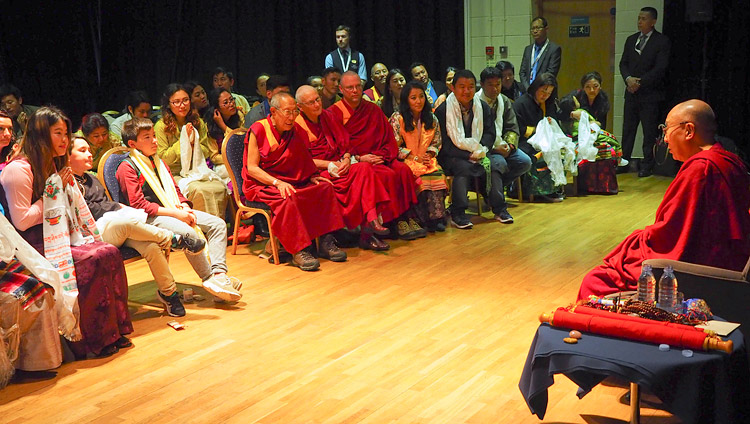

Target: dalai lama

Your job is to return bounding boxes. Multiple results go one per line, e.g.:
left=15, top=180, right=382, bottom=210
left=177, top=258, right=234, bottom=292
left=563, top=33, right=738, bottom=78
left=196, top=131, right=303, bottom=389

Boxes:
left=578, top=100, right=750, bottom=299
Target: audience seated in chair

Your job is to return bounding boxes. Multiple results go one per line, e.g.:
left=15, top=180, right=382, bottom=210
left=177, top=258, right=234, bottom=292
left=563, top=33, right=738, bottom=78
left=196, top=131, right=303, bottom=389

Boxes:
left=204, top=87, right=245, bottom=179
left=76, top=113, right=118, bottom=171
left=389, top=81, right=449, bottom=233
left=117, top=118, right=243, bottom=303
left=0, top=106, right=132, bottom=359
left=0, top=84, right=38, bottom=141
left=558, top=90, right=621, bottom=195
left=475, top=66, right=532, bottom=222
left=109, top=90, right=152, bottom=143
left=363, top=63, right=388, bottom=105
left=243, top=93, right=347, bottom=272
left=296, top=85, right=391, bottom=250
left=212, top=67, right=251, bottom=117
left=381, top=68, right=406, bottom=119
left=184, top=81, right=209, bottom=117
left=432, top=67, right=457, bottom=110
left=578, top=100, right=750, bottom=300
left=70, top=137, right=207, bottom=317
left=434, top=69, right=496, bottom=229
left=330, top=71, right=419, bottom=240
left=245, top=75, right=292, bottom=125
left=155, top=83, right=228, bottom=218
left=512, top=72, right=564, bottom=203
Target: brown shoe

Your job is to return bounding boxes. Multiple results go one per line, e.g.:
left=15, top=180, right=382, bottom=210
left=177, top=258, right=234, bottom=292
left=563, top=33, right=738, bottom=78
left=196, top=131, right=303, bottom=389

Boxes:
left=292, top=250, right=320, bottom=271
left=318, top=234, right=347, bottom=262
left=359, top=235, right=390, bottom=251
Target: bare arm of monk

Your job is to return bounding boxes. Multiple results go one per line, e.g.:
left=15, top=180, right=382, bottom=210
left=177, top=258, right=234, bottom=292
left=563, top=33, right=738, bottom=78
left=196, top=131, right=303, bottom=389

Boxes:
left=245, top=131, right=296, bottom=199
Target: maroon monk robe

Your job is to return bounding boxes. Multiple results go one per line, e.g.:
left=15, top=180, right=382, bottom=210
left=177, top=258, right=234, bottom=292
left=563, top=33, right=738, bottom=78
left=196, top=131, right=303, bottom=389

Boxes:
left=242, top=116, right=345, bottom=254
left=577, top=143, right=750, bottom=300
left=328, top=99, right=417, bottom=221
left=296, top=111, right=391, bottom=229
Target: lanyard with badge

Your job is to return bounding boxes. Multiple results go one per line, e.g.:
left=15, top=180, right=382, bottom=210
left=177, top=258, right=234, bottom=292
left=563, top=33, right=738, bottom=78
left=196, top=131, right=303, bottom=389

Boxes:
left=338, top=48, right=352, bottom=71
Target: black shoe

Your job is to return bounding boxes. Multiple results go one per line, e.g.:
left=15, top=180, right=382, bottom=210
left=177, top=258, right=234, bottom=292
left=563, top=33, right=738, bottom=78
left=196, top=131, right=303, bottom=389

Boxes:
left=172, top=234, right=205, bottom=253
left=115, top=336, right=133, bottom=349
left=157, top=290, right=186, bottom=317
left=293, top=249, right=320, bottom=271
left=494, top=209, right=514, bottom=224
left=638, top=167, right=653, bottom=177
left=318, top=234, right=347, bottom=262
left=450, top=215, right=473, bottom=229
left=359, top=235, right=390, bottom=251
left=435, top=222, right=446, bottom=232
left=253, top=215, right=270, bottom=238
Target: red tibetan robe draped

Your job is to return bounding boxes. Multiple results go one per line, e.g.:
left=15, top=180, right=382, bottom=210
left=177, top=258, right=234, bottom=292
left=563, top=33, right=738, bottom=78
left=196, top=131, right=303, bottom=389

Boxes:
left=242, top=117, right=345, bottom=254
left=296, top=111, right=390, bottom=229
left=578, top=143, right=750, bottom=300
left=328, top=99, right=417, bottom=221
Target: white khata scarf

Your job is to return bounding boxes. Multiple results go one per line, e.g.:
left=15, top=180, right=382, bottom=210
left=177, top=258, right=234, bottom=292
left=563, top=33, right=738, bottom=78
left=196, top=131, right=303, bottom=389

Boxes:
left=476, top=89, right=506, bottom=150
left=177, top=124, right=225, bottom=195
left=444, top=92, right=487, bottom=157
left=42, top=174, right=102, bottom=341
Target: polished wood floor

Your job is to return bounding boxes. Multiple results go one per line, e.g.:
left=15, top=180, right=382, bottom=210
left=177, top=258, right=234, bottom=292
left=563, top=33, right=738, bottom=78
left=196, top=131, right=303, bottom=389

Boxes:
left=0, top=173, right=683, bottom=424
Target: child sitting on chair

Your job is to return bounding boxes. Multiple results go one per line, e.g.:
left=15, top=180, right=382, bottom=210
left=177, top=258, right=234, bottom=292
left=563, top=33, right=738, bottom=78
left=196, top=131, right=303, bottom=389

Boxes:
left=68, top=136, right=208, bottom=317
left=116, top=118, right=242, bottom=306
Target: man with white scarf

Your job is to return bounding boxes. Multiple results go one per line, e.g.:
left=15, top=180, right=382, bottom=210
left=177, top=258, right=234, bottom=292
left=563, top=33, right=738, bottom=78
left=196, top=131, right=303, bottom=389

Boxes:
left=475, top=67, right=532, bottom=223
left=434, top=69, right=496, bottom=229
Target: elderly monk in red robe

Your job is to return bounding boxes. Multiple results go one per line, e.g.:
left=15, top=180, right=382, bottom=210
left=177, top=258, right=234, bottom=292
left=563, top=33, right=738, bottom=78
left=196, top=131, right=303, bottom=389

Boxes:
left=328, top=71, right=419, bottom=238
left=295, top=85, right=392, bottom=251
left=578, top=100, right=750, bottom=300
left=243, top=92, right=347, bottom=271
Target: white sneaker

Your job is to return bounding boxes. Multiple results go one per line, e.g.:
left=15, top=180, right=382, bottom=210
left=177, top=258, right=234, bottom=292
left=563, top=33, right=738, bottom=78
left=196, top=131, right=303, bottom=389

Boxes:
left=202, top=274, right=242, bottom=302
left=618, top=158, right=629, bottom=167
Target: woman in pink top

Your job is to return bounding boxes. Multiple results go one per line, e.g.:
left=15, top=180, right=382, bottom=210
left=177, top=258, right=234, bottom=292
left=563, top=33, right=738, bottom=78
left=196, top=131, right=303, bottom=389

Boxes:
left=0, top=106, right=133, bottom=358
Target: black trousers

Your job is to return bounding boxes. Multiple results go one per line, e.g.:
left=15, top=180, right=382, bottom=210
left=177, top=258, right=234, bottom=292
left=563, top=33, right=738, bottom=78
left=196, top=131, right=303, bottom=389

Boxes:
left=621, top=97, right=661, bottom=169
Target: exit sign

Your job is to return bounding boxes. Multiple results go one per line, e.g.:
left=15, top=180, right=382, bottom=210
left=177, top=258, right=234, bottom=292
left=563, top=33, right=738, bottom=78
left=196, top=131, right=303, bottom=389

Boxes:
left=569, top=25, right=590, bottom=37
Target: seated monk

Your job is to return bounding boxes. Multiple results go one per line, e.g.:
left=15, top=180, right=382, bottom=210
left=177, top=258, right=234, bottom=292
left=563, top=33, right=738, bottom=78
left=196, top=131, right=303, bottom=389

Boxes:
left=295, top=85, right=392, bottom=251
left=243, top=93, right=347, bottom=271
left=577, top=100, right=750, bottom=300
left=328, top=71, right=419, bottom=239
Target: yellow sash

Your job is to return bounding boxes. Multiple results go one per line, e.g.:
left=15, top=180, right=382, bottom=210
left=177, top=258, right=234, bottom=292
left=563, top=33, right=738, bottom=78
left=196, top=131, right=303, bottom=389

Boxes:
left=294, top=115, right=318, bottom=143
left=257, top=119, right=280, bottom=152
left=128, top=149, right=206, bottom=241
left=332, top=101, right=352, bottom=126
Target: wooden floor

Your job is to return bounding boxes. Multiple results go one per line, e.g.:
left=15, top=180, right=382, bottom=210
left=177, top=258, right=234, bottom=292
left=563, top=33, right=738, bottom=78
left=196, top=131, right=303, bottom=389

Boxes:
left=0, top=173, right=683, bottom=424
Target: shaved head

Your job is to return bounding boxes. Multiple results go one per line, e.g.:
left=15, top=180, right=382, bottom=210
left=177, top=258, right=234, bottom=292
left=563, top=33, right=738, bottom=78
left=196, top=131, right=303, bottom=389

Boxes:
left=270, top=92, right=295, bottom=109
left=340, top=71, right=360, bottom=86
left=673, top=99, right=717, bottom=138
left=295, top=85, right=318, bottom=103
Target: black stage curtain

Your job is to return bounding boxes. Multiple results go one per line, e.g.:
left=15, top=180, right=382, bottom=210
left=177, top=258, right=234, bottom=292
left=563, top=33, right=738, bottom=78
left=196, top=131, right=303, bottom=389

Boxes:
left=0, top=0, right=464, bottom=127
left=663, top=1, right=750, bottom=159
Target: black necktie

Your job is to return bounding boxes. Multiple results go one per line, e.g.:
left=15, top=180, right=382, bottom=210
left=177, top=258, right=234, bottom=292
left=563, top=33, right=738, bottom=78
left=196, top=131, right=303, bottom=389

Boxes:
left=635, top=34, right=646, bottom=52
left=341, top=49, right=349, bottom=66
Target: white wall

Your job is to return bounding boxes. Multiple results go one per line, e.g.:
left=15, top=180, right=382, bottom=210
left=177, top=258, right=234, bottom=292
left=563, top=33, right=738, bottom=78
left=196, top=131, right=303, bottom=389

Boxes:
left=464, top=0, right=664, bottom=158
left=464, top=0, right=532, bottom=79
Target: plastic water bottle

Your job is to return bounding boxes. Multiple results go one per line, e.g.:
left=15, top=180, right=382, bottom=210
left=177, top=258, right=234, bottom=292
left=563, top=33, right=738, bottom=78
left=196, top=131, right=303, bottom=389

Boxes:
left=657, top=266, right=678, bottom=313
left=637, top=264, right=656, bottom=303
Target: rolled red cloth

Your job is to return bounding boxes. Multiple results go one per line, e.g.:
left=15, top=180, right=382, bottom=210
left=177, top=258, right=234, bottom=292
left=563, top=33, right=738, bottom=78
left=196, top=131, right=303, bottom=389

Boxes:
left=550, top=307, right=708, bottom=351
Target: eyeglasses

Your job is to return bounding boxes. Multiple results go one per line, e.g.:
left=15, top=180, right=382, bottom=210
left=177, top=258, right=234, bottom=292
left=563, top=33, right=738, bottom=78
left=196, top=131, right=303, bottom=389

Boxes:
left=300, top=97, right=322, bottom=107
left=276, top=108, right=299, bottom=118
left=531, top=26, right=545, bottom=32
left=654, top=121, right=690, bottom=164
left=170, top=98, right=190, bottom=107
left=220, top=97, right=236, bottom=107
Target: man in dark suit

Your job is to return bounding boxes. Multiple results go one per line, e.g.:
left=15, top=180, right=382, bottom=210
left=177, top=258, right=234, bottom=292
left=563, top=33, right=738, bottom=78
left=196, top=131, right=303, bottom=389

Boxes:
left=619, top=6, right=671, bottom=177
left=518, top=17, right=562, bottom=92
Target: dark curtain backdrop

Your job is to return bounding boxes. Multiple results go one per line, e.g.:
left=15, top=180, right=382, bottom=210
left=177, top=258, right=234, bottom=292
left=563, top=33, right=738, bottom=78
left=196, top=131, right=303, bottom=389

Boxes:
left=0, top=0, right=464, bottom=127
left=663, top=1, right=750, bottom=158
